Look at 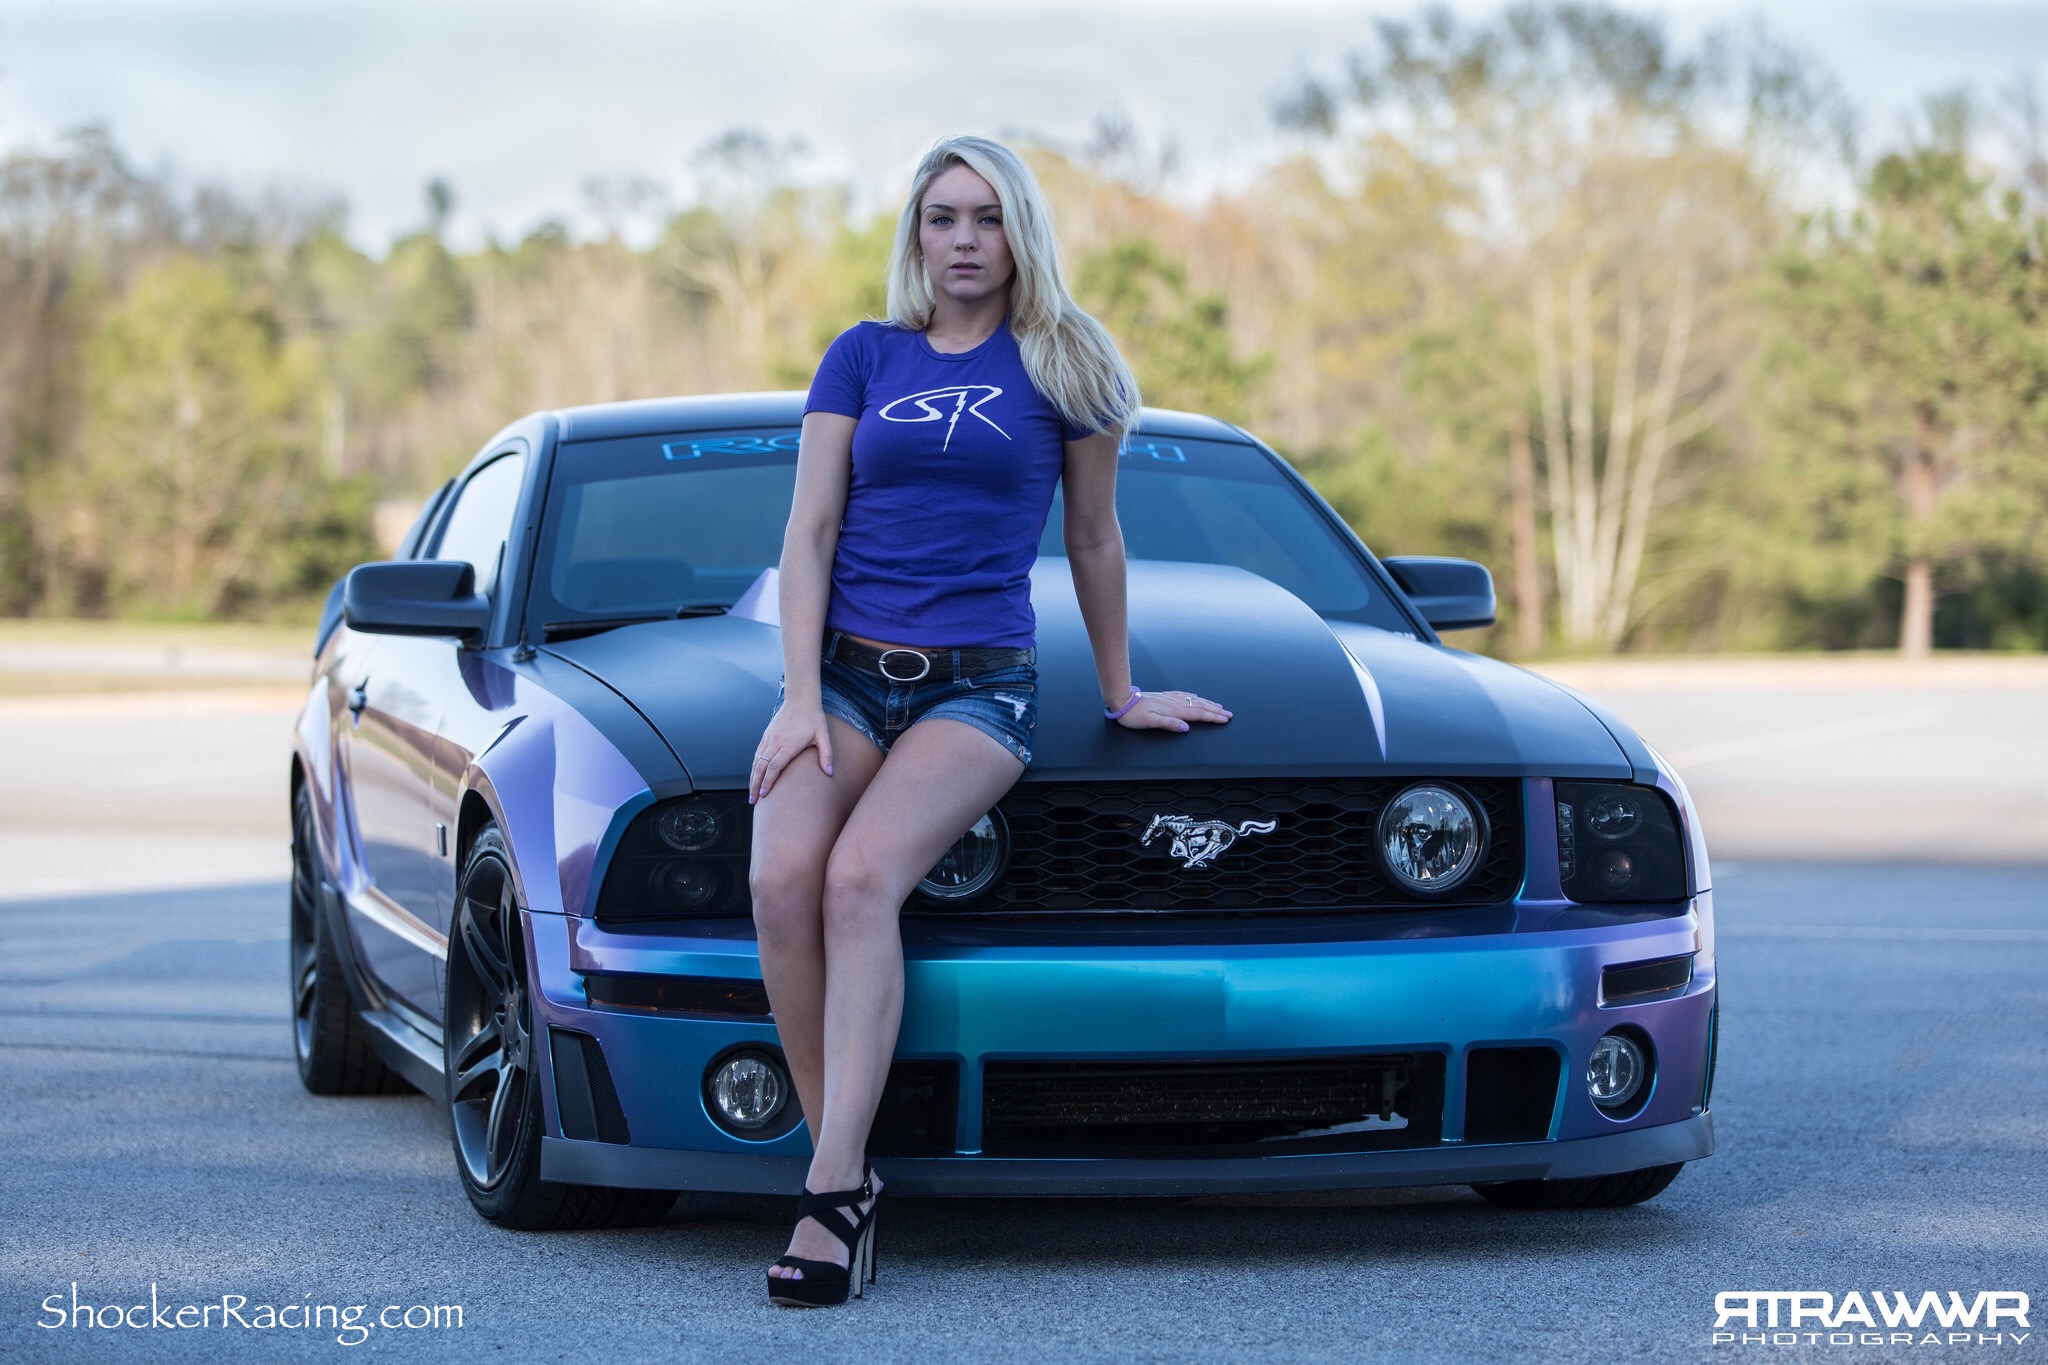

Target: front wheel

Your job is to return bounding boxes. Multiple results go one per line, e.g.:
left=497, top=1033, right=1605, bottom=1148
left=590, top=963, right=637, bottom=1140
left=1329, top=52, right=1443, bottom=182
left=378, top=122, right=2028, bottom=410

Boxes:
left=443, top=822, right=674, bottom=1230
left=1471, top=1161, right=1684, bottom=1210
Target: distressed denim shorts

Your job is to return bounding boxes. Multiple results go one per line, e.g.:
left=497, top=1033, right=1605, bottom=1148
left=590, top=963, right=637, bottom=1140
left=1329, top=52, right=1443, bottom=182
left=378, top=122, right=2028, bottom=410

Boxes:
left=777, top=631, right=1038, bottom=766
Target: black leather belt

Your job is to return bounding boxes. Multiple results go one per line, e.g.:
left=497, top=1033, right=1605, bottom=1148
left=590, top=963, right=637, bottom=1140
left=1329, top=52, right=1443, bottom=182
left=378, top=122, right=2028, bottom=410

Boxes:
left=826, top=631, right=1033, bottom=683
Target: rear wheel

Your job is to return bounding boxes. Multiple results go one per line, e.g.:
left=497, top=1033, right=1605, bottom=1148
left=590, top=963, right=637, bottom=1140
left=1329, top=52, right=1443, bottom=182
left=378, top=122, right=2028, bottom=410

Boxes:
left=1471, top=1161, right=1684, bottom=1210
left=290, top=781, right=406, bottom=1095
left=444, top=822, right=674, bottom=1230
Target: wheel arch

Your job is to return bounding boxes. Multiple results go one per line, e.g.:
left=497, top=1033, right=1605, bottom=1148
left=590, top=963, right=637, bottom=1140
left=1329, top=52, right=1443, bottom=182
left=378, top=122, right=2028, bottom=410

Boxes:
left=456, top=702, right=663, bottom=920
left=455, top=788, right=497, bottom=887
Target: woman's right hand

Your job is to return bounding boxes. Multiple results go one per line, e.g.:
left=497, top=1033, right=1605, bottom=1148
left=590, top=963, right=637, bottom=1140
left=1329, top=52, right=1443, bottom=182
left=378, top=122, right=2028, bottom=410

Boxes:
left=750, top=700, right=836, bottom=804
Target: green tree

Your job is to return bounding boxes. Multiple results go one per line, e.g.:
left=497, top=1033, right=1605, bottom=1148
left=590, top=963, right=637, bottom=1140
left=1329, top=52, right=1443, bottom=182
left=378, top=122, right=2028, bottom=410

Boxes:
left=1280, top=2, right=1848, bottom=649
left=54, top=254, right=375, bottom=617
left=1756, top=136, right=2048, bottom=655
left=1074, top=237, right=1266, bottom=423
left=0, top=125, right=163, bottom=611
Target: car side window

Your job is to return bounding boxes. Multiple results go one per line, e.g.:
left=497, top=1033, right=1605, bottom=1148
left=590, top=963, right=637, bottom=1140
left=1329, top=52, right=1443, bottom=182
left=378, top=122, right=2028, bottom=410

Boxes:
left=431, top=453, right=526, bottom=596
left=397, top=479, right=456, bottom=559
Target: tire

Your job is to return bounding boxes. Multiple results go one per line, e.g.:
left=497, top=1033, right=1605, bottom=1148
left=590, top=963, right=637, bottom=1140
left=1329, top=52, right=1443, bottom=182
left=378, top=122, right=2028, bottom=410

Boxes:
left=1471, top=1161, right=1685, bottom=1210
left=291, top=781, right=407, bottom=1095
left=443, top=822, right=675, bottom=1231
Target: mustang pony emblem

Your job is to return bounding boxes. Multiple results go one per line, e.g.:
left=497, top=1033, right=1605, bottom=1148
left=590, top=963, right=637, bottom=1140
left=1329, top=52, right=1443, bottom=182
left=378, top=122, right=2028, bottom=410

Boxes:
left=1140, top=813, right=1279, bottom=870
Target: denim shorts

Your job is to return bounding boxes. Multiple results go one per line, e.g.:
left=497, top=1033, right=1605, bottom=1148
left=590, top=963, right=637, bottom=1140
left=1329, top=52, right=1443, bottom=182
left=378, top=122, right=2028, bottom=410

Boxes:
left=776, top=631, right=1038, bottom=765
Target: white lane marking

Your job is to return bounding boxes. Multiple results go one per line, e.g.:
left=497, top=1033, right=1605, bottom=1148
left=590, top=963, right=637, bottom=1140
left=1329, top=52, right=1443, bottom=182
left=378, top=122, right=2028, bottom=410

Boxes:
left=1719, top=924, right=2048, bottom=943
left=1664, top=707, right=1941, bottom=768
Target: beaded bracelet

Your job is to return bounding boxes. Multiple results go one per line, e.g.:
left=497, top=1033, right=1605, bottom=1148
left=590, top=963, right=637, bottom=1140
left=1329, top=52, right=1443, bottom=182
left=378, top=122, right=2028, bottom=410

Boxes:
left=1104, top=687, right=1142, bottom=721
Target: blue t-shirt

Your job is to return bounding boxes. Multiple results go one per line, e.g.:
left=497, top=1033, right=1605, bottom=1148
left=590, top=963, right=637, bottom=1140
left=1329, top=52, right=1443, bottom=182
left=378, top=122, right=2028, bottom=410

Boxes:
left=803, top=318, right=1090, bottom=649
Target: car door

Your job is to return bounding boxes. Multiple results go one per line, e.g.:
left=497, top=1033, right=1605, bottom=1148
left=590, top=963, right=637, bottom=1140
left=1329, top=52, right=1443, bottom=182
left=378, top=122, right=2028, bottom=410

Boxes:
left=417, top=448, right=530, bottom=1020
left=346, top=450, right=526, bottom=1022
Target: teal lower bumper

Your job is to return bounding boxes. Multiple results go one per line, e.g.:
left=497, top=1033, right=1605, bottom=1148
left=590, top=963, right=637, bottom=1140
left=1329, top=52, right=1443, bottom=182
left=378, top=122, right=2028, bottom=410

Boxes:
left=529, top=900, right=1716, bottom=1197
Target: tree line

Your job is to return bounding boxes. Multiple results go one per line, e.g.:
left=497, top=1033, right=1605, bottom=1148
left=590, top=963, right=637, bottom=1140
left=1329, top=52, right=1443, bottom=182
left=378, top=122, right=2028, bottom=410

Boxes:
left=2, top=3, right=2044, bottom=654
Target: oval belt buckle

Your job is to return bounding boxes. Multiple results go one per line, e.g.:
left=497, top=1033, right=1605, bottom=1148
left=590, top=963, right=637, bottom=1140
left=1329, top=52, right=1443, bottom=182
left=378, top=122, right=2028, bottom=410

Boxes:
left=878, top=649, right=933, bottom=683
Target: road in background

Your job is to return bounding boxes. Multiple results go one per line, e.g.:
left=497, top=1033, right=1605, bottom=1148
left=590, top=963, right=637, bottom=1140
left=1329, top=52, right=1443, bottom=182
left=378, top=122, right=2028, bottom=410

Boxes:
left=1533, top=656, right=2048, bottom=865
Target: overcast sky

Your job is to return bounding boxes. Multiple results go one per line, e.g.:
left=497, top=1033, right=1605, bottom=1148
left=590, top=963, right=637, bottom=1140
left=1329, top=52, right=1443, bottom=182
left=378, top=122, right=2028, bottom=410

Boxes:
left=3, top=0, right=2045, bottom=252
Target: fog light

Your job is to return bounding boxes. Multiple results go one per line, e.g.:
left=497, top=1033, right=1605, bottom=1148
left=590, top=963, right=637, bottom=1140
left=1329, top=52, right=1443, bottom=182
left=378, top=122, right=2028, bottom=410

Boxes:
left=917, top=810, right=1007, bottom=903
left=1587, top=1033, right=1646, bottom=1109
left=1377, top=783, right=1486, bottom=895
left=708, top=1051, right=786, bottom=1130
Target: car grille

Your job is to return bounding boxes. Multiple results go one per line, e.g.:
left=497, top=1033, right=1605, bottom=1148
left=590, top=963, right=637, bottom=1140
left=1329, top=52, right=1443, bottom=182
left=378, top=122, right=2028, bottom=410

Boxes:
left=965, top=777, right=1522, bottom=914
left=981, top=1053, right=1445, bottom=1156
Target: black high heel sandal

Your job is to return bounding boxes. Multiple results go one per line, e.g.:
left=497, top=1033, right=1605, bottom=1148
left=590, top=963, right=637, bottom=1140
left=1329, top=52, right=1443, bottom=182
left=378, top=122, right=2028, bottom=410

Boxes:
left=765, top=1163, right=880, bottom=1307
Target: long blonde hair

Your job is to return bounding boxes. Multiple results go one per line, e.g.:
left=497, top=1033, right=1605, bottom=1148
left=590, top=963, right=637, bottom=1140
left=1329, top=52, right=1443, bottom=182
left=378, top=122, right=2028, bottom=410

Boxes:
left=885, top=135, right=1140, bottom=436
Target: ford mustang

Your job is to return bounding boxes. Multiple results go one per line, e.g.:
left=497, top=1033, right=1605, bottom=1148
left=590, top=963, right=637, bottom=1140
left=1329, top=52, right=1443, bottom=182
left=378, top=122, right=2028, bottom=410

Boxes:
left=289, top=391, right=1717, bottom=1228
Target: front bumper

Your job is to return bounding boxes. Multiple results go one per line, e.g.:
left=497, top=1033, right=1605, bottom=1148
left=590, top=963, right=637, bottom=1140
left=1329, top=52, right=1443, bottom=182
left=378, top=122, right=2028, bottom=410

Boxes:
left=526, top=898, right=1717, bottom=1197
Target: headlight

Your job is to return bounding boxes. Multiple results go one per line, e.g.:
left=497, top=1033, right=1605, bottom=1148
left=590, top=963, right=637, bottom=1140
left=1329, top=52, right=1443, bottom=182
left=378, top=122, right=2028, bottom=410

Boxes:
left=1555, top=782, right=1685, bottom=903
left=648, top=860, right=721, bottom=911
left=594, top=795, right=752, bottom=921
left=916, top=810, right=1008, bottom=904
left=1376, top=783, right=1486, bottom=895
left=1582, top=792, right=1642, bottom=840
left=656, top=800, right=724, bottom=852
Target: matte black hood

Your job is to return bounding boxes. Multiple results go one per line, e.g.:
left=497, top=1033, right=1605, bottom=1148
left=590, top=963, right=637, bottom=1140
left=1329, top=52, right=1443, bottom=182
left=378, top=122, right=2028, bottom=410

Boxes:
left=544, top=560, right=1631, bottom=789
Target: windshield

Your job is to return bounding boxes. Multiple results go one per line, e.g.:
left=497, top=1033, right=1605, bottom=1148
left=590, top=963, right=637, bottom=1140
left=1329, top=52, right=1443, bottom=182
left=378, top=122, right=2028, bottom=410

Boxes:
left=528, top=427, right=1414, bottom=636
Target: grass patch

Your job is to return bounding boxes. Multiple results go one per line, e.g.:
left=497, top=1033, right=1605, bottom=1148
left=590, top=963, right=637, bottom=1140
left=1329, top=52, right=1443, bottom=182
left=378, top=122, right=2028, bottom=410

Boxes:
left=0, top=618, right=311, bottom=655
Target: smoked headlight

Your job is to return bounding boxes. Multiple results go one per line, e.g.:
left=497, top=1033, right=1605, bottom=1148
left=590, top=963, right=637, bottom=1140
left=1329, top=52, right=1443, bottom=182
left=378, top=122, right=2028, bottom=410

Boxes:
left=656, top=801, right=723, bottom=852
left=915, top=810, right=1008, bottom=905
left=1555, top=782, right=1685, bottom=903
left=648, top=859, right=722, bottom=911
left=593, top=794, right=752, bottom=922
left=1376, top=783, right=1486, bottom=896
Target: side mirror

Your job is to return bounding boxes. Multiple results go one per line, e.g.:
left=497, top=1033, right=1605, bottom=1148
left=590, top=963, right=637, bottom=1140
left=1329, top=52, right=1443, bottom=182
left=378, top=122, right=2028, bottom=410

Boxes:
left=1382, top=556, right=1496, bottom=631
left=343, top=561, right=492, bottom=645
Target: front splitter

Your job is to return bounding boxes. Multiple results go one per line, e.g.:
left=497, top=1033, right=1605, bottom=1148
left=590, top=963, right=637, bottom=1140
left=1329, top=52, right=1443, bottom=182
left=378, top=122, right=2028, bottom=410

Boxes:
left=541, top=1112, right=1713, bottom=1197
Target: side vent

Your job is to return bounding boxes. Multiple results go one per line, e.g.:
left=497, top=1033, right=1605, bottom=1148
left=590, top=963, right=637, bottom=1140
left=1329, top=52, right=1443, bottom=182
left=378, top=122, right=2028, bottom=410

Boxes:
left=549, top=1027, right=632, bottom=1145
left=867, top=1060, right=960, bottom=1157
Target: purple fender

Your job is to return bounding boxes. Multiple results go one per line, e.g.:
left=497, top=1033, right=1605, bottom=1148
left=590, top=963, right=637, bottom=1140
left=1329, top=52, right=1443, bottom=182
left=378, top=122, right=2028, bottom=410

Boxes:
left=442, top=650, right=675, bottom=922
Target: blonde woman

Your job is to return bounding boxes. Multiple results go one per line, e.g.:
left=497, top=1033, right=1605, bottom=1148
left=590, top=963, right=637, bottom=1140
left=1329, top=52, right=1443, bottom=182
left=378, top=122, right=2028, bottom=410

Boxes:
left=747, top=133, right=1231, bottom=1306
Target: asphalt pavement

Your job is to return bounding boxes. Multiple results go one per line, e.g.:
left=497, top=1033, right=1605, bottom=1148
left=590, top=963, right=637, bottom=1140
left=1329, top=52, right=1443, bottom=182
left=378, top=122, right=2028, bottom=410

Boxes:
left=1, top=864, right=2042, bottom=1362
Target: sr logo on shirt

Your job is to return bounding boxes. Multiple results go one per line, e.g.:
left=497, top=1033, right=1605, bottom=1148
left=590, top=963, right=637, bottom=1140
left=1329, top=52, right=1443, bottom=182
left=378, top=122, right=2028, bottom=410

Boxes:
left=878, top=386, right=1010, bottom=451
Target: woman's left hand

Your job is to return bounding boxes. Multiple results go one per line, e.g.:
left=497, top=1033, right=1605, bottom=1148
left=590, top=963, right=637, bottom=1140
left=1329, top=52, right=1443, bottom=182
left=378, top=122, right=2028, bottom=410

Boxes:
left=1112, top=688, right=1232, bottom=733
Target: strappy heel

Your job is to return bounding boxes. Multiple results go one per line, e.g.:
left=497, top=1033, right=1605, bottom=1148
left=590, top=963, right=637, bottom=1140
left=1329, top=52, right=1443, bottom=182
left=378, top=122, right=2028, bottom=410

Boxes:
left=765, top=1162, right=881, bottom=1307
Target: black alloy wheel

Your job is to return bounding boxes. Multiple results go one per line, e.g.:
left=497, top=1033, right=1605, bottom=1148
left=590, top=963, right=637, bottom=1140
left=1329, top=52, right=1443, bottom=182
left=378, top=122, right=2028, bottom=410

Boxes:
left=443, top=822, right=674, bottom=1230
left=1471, top=1161, right=1685, bottom=1210
left=290, top=780, right=404, bottom=1094
left=446, top=825, right=533, bottom=1195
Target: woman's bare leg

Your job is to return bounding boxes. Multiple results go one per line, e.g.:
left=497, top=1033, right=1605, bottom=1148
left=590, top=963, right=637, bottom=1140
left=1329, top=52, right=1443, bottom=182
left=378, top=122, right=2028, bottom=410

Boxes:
left=748, top=714, right=885, bottom=1146
left=772, top=717, right=1024, bottom=1278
